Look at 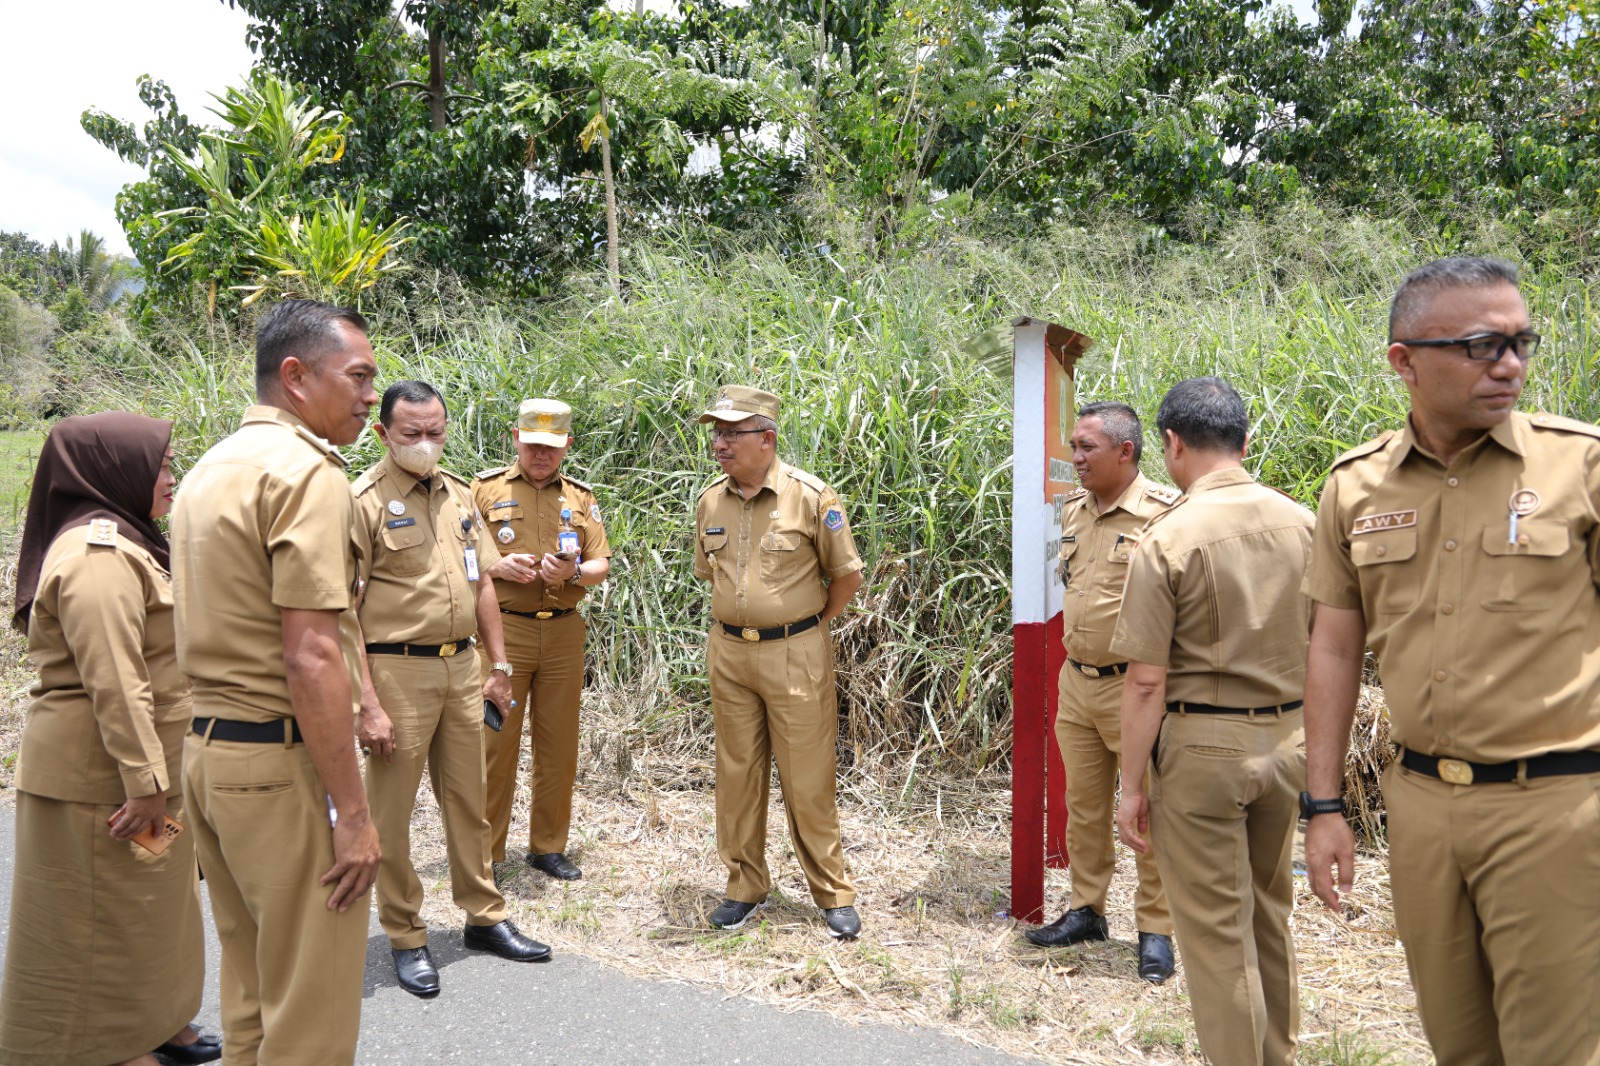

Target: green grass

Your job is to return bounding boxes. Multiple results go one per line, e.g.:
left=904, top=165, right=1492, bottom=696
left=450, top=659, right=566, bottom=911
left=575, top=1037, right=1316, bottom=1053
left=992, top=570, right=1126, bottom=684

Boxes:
left=0, top=430, right=43, bottom=529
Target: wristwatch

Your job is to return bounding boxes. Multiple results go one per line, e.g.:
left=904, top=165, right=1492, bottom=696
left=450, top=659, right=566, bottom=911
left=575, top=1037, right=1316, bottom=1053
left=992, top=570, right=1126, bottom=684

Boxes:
left=567, top=569, right=583, bottom=587
left=1299, top=791, right=1346, bottom=819
left=490, top=661, right=514, bottom=677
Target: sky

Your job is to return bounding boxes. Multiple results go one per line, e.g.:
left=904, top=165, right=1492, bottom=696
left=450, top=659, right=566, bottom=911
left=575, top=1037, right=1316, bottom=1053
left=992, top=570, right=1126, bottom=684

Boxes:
left=2, top=0, right=1329, bottom=259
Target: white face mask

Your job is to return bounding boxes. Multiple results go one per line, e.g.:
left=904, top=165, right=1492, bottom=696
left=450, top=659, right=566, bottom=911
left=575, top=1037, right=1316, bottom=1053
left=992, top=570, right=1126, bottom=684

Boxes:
left=390, top=438, right=444, bottom=477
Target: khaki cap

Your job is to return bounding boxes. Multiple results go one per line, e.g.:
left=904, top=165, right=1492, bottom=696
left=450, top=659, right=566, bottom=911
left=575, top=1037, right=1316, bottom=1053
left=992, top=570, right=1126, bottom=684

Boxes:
left=518, top=398, right=572, bottom=446
left=698, top=385, right=781, bottom=424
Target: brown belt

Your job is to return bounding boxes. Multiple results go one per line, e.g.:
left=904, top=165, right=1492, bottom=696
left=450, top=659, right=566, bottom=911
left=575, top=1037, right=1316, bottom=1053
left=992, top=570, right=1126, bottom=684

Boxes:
left=1068, top=658, right=1127, bottom=679
left=1167, top=699, right=1303, bottom=716
left=719, top=614, right=822, bottom=642
left=501, top=607, right=576, bottom=621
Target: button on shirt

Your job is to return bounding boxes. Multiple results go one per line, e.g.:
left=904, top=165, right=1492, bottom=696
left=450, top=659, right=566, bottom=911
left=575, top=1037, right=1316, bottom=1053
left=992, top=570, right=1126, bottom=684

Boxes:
left=1060, top=473, right=1177, bottom=666
left=353, top=455, right=499, bottom=645
left=1112, top=468, right=1315, bottom=707
left=1304, top=411, right=1600, bottom=762
left=694, top=460, right=862, bottom=629
left=171, top=405, right=363, bottom=723
left=471, top=466, right=611, bottom=613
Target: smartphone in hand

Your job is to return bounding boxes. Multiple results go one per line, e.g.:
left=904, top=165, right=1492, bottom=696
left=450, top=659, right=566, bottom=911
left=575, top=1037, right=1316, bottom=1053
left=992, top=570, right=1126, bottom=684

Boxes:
left=131, top=815, right=184, bottom=856
left=483, top=699, right=504, bottom=732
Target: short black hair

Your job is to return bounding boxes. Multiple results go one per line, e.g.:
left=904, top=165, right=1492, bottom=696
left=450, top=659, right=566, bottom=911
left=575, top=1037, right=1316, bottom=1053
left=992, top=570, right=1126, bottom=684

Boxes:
left=255, top=299, right=369, bottom=398
left=1389, top=257, right=1521, bottom=341
left=1077, top=401, right=1143, bottom=463
left=380, top=380, right=447, bottom=427
left=1156, top=376, right=1248, bottom=454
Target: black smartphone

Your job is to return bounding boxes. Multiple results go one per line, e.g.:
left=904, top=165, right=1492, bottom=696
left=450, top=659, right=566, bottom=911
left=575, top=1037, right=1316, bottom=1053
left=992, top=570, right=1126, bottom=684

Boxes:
left=483, top=699, right=504, bottom=732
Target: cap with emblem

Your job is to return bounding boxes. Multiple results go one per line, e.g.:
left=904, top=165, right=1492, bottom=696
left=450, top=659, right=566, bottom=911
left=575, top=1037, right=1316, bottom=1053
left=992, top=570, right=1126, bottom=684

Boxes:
left=518, top=399, right=572, bottom=446
left=697, top=385, right=781, bottom=425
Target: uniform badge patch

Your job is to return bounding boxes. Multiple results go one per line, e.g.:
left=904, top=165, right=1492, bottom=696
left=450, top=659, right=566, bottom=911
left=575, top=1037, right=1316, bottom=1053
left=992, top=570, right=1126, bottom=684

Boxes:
left=1351, top=510, right=1417, bottom=535
left=590, top=503, right=602, bottom=523
left=824, top=508, right=845, bottom=531
left=387, top=500, right=406, bottom=516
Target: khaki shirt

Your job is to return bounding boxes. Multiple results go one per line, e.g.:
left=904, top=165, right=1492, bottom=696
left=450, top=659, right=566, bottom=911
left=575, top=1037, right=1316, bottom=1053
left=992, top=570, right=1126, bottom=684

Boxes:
left=694, top=459, right=863, bottom=628
left=172, top=405, right=363, bottom=723
left=1060, top=473, right=1180, bottom=666
left=16, top=522, right=192, bottom=804
left=1304, top=411, right=1600, bottom=762
left=353, top=455, right=499, bottom=645
left=1112, top=467, right=1315, bottom=706
left=471, top=464, right=611, bottom=613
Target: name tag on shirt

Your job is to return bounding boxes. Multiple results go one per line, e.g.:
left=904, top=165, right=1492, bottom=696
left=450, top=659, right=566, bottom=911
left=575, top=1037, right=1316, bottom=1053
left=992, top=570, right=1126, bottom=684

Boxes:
left=386, top=517, right=416, bottom=529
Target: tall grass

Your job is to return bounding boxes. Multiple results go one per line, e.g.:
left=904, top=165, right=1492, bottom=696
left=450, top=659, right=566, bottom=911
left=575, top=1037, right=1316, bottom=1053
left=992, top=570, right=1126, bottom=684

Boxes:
left=72, top=205, right=1600, bottom=784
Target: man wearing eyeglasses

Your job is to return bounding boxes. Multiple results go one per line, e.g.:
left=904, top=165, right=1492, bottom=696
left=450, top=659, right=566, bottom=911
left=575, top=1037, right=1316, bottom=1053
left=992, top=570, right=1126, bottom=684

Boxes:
left=1301, top=256, right=1600, bottom=1065
left=692, top=385, right=865, bottom=938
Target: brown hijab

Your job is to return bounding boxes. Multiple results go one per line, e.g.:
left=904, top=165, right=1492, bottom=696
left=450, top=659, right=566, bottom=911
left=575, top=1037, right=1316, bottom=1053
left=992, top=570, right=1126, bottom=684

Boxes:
left=13, top=412, right=174, bottom=631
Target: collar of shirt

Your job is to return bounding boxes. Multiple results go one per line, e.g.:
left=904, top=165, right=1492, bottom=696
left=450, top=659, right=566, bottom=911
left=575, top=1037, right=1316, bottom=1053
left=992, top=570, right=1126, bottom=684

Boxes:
left=719, top=458, right=785, bottom=501
left=1394, top=410, right=1527, bottom=468
left=507, top=461, right=564, bottom=491
left=241, top=404, right=318, bottom=437
left=378, top=453, right=439, bottom=499
left=1096, top=472, right=1150, bottom=517
left=1185, top=466, right=1255, bottom=495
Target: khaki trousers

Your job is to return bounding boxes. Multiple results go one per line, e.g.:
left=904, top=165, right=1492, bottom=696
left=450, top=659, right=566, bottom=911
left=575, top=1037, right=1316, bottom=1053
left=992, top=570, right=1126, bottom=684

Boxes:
left=183, top=729, right=369, bottom=1066
left=1385, top=761, right=1600, bottom=1066
left=1056, top=664, right=1171, bottom=934
left=1151, top=709, right=1303, bottom=1066
left=708, top=625, right=855, bottom=908
left=366, top=652, right=506, bottom=948
left=482, top=611, right=585, bottom=860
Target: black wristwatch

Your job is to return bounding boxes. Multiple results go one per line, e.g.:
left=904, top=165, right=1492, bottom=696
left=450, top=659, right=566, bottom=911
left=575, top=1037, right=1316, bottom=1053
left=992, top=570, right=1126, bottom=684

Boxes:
left=1299, top=791, right=1346, bottom=820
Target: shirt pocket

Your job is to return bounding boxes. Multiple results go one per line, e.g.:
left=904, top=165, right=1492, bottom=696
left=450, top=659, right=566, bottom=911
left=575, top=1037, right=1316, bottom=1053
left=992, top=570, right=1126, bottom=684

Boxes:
left=1351, top=528, right=1420, bottom=613
left=759, top=530, right=802, bottom=583
left=700, top=530, right=729, bottom=574
left=380, top=520, right=432, bottom=577
left=486, top=504, right=524, bottom=550
left=1058, top=538, right=1080, bottom=588
left=1480, top=520, right=1570, bottom=611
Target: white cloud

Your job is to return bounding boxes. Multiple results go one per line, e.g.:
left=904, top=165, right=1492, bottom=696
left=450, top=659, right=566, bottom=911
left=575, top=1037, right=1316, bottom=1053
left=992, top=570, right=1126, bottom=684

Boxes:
left=0, top=0, right=256, bottom=256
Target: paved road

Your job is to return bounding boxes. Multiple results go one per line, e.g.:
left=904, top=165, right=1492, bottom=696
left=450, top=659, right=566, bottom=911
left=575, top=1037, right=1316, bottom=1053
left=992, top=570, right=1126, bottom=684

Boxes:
left=0, top=797, right=1029, bottom=1065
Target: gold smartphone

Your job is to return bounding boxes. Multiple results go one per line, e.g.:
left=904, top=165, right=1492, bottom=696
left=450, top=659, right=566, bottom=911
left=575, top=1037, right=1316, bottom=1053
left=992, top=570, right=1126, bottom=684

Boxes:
left=131, top=815, right=184, bottom=856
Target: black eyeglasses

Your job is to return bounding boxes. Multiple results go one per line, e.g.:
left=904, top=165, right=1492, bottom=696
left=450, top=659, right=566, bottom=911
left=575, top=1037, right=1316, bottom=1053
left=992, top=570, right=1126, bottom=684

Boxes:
left=708, top=428, right=766, bottom=442
left=1393, top=331, right=1542, bottom=363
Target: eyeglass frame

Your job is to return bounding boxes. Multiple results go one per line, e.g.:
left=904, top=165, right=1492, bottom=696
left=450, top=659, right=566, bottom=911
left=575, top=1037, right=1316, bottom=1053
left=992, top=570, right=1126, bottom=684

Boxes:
left=1391, top=331, right=1542, bottom=363
left=707, top=427, right=770, bottom=442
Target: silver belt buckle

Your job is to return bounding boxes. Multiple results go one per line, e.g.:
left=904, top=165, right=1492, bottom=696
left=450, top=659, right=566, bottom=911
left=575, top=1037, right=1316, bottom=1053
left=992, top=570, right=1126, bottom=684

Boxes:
left=1079, top=663, right=1098, bottom=678
left=1438, top=758, right=1474, bottom=785
left=741, top=627, right=761, bottom=642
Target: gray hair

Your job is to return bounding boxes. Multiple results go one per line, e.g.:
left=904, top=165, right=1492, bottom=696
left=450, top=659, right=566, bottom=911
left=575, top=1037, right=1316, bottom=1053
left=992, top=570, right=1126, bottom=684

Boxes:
left=1077, top=401, right=1143, bottom=462
left=1389, top=257, right=1521, bottom=341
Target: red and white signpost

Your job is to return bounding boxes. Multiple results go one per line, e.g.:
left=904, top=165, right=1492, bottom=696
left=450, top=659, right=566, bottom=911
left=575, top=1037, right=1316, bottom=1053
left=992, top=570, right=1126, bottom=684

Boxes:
left=1009, top=316, right=1092, bottom=924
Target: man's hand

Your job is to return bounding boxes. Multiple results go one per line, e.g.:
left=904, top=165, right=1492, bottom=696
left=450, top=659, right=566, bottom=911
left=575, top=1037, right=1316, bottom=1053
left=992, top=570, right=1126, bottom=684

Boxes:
left=488, top=553, right=541, bottom=584
left=1306, top=814, right=1357, bottom=912
left=484, top=670, right=513, bottom=713
left=321, top=810, right=382, bottom=912
left=538, top=552, right=579, bottom=585
left=1117, top=787, right=1152, bottom=854
left=358, top=703, right=396, bottom=763
left=109, top=789, right=167, bottom=841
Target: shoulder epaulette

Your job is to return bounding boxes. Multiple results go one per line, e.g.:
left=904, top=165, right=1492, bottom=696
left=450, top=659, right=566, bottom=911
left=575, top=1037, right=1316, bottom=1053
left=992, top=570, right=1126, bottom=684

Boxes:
left=697, top=474, right=730, bottom=500
left=1329, top=430, right=1398, bottom=470
left=86, top=518, right=118, bottom=548
left=474, top=464, right=510, bottom=481
left=563, top=474, right=594, bottom=493
left=292, top=424, right=348, bottom=467
left=1063, top=485, right=1088, bottom=502
left=784, top=467, right=828, bottom=494
left=1527, top=412, right=1600, bottom=439
left=351, top=466, right=384, bottom=496
left=439, top=468, right=471, bottom=488
left=1143, top=482, right=1181, bottom=505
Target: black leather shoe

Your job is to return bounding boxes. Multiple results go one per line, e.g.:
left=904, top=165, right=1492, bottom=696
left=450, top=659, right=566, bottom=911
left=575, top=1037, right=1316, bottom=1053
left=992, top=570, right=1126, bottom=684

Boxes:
left=392, top=946, right=440, bottom=998
left=527, top=851, right=582, bottom=880
left=464, top=919, right=552, bottom=962
left=1138, top=931, right=1176, bottom=983
left=154, top=1027, right=223, bottom=1064
left=1024, top=905, right=1109, bottom=947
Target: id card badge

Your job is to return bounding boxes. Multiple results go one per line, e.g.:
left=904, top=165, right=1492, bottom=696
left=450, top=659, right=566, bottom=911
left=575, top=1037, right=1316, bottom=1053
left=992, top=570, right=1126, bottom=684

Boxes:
left=558, top=530, right=580, bottom=559
left=464, top=546, right=480, bottom=581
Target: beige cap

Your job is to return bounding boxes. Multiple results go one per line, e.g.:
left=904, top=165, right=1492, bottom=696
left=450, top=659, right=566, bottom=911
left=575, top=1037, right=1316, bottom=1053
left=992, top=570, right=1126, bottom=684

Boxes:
left=697, top=385, right=781, bottom=424
left=518, top=398, right=572, bottom=446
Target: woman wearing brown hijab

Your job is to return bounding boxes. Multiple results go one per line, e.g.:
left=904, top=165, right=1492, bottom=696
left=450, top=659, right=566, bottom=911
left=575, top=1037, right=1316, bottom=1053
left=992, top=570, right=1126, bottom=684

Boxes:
left=0, top=412, right=219, bottom=1066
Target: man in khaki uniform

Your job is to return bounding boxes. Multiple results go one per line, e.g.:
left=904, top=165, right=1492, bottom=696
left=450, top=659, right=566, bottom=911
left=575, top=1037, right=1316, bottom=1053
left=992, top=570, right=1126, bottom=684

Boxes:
left=1303, top=257, right=1600, bottom=1066
left=472, top=398, right=611, bottom=881
left=1113, top=377, right=1313, bottom=1066
left=353, top=380, right=552, bottom=999
left=1024, top=402, right=1177, bottom=984
left=693, top=385, right=865, bottom=938
left=172, top=299, right=382, bottom=1066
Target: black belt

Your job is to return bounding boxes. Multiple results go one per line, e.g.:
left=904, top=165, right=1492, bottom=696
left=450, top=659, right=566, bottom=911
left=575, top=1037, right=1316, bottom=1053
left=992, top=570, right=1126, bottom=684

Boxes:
left=501, top=607, right=576, bottom=621
left=720, top=614, right=822, bottom=642
left=1069, top=658, right=1127, bottom=679
left=1400, top=747, right=1600, bottom=785
left=192, top=717, right=303, bottom=744
left=1167, top=699, right=1303, bottom=716
left=365, top=636, right=476, bottom=657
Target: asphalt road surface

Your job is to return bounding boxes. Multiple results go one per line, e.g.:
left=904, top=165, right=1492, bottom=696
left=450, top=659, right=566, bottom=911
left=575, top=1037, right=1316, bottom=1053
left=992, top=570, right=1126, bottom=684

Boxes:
left=0, top=797, right=1030, bottom=1065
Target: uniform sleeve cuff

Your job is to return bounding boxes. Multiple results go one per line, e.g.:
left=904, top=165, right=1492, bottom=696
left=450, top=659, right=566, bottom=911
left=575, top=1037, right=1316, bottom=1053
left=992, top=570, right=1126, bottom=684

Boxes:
left=1302, top=578, right=1363, bottom=611
left=120, top=764, right=168, bottom=799
left=826, top=559, right=863, bottom=579
left=1108, top=639, right=1169, bottom=667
